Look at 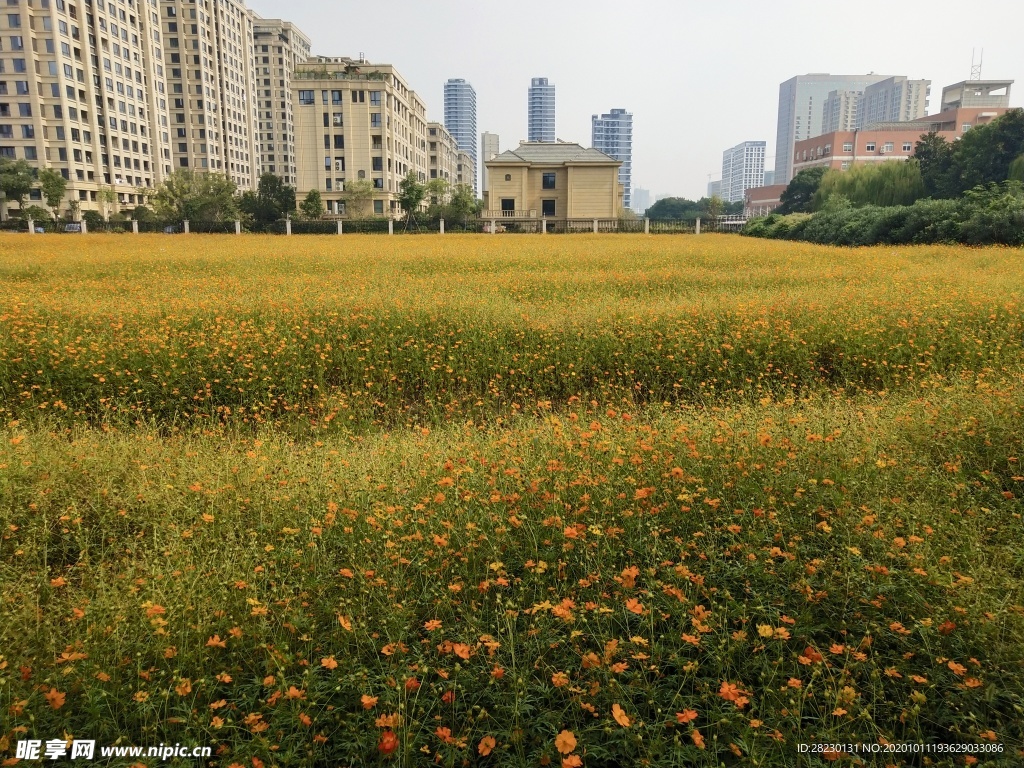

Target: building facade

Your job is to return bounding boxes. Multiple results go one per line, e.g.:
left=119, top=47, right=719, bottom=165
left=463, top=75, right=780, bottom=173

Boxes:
left=0, top=0, right=173, bottom=217
left=631, top=186, right=651, bottom=215
left=252, top=15, right=311, bottom=186
left=480, top=131, right=499, bottom=195
left=940, top=79, right=1013, bottom=110
left=427, top=121, right=458, bottom=185
left=860, top=76, right=930, bottom=127
left=821, top=89, right=862, bottom=134
left=291, top=57, right=428, bottom=217
left=774, top=73, right=891, bottom=185
left=443, top=78, right=476, bottom=191
left=720, top=141, right=766, bottom=203
left=160, top=0, right=260, bottom=191
left=707, top=180, right=723, bottom=199
left=591, top=108, right=632, bottom=210
left=790, top=106, right=1012, bottom=176
left=483, top=141, right=622, bottom=219
left=528, top=77, right=555, bottom=142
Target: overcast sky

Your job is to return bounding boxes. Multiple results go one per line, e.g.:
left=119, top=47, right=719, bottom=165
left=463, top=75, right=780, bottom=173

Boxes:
left=249, top=0, right=1022, bottom=200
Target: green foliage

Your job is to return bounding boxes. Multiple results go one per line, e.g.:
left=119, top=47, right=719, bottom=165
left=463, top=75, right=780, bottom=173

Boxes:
left=38, top=167, right=69, bottom=218
left=813, top=161, right=925, bottom=210
left=22, top=204, right=51, bottom=222
left=397, top=171, right=426, bottom=224
left=131, top=205, right=156, bottom=222
left=342, top=178, right=375, bottom=219
left=746, top=181, right=1024, bottom=246
left=1009, top=154, right=1024, bottom=182
left=777, top=166, right=827, bottom=214
left=0, top=157, right=35, bottom=210
left=915, top=109, right=1024, bottom=197
left=153, top=169, right=239, bottom=223
left=239, top=173, right=297, bottom=231
left=82, top=210, right=106, bottom=230
left=299, top=189, right=324, bottom=220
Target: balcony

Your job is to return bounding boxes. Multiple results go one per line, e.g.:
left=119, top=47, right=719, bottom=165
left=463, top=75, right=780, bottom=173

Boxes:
left=481, top=209, right=537, bottom=219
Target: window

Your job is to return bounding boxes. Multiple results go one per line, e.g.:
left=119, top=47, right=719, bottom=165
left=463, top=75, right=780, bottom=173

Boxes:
left=372, top=156, right=382, bottom=172
left=542, top=172, right=556, bottom=189
left=369, top=91, right=380, bottom=106
left=373, top=178, right=383, bottom=188
left=298, top=89, right=313, bottom=105
left=333, top=134, right=344, bottom=149
left=504, top=174, right=511, bottom=182
left=962, top=123, right=971, bottom=132
left=331, top=90, right=342, bottom=105
left=18, top=102, right=30, bottom=117
left=902, top=142, right=913, bottom=152
left=332, top=112, right=343, bottom=126
left=370, top=113, right=381, bottom=127
left=373, top=200, right=383, bottom=215
left=542, top=199, right=556, bottom=217
left=883, top=142, right=894, bottom=153
left=841, top=161, right=851, bottom=170
left=865, top=142, right=876, bottom=152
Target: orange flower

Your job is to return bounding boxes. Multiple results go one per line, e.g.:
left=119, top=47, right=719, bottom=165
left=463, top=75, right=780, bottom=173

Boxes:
left=405, top=677, right=421, bottom=691
left=611, top=703, right=631, bottom=727
left=676, top=709, right=698, bottom=724
left=947, top=661, right=967, bottom=676
left=625, top=598, right=644, bottom=615
left=175, top=678, right=192, bottom=696
left=452, top=642, right=473, bottom=660
left=554, top=730, right=577, bottom=754
left=321, top=656, right=338, bottom=670
left=424, top=619, right=443, bottom=631
left=692, top=729, right=705, bottom=749
left=361, top=695, right=378, bottom=709
left=551, top=672, right=570, bottom=688
left=44, top=689, right=66, bottom=710
left=719, top=681, right=750, bottom=709
left=478, top=735, right=496, bottom=756
left=378, top=730, right=399, bottom=755
left=435, top=726, right=454, bottom=744
left=441, top=690, right=456, bottom=704
left=206, top=635, right=227, bottom=648
left=562, top=757, right=583, bottom=768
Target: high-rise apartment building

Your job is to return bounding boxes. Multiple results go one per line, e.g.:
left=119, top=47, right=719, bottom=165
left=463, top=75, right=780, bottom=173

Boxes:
left=427, top=121, right=458, bottom=185
left=443, top=78, right=476, bottom=191
left=860, top=76, right=930, bottom=127
left=774, top=73, right=889, bottom=184
left=480, top=131, right=499, bottom=195
left=291, top=57, right=428, bottom=217
left=721, top=141, right=766, bottom=203
left=252, top=15, right=311, bottom=186
left=631, top=186, right=651, bottom=215
left=821, top=90, right=862, bottom=134
left=159, top=0, right=260, bottom=190
left=528, top=77, right=555, bottom=142
left=0, top=0, right=172, bottom=216
left=591, top=108, right=632, bottom=210
left=707, top=180, right=723, bottom=199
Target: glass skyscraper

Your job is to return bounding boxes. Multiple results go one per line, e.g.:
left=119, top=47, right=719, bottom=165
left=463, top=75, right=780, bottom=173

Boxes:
left=591, top=108, right=633, bottom=210
left=443, top=79, right=478, bottom=192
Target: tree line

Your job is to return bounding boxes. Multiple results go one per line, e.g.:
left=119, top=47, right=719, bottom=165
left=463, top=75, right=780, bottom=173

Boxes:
left=746, top=109, right=1024, bottom=245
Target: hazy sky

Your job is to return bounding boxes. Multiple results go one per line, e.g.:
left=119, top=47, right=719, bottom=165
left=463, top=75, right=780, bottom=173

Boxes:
left=249, top=0, right=1022, bottom=200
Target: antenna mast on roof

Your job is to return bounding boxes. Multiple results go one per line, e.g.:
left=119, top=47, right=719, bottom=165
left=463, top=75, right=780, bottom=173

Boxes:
left=970, top=49, right=983, bottom=81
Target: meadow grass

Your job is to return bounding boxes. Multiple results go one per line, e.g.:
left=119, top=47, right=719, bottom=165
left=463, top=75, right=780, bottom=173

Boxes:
left=1, top=234, right=1023, bottom=767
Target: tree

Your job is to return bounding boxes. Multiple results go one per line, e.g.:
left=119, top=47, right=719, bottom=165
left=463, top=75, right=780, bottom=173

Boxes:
left=447, top=183, right=480, bottom=222
left=813, top=160, right=925, bottom=209
left=645, top=197, right=703, bottom=220
left=239, top=173, right=297, bottom=230
left=97, top=185, right=118, bottom=221
left=914, top=133, right=956, bottom=199
left=153, top=169, right=239, bottom=222
left=777, top=166, right=827, bottom=214
left=397, top=171, right=426, bottom=229
left=915, top=110, right=1024, bottom=198
left=299, top=189, right=324, bottom=220
left=1010, top=154, right=1024, bottom=183
left=700, top=195, right=725, bottom=219
left=0, top=158, right=35, bottom=215
left=342, top=179, right=375, bottom=219
left=38, top=167, right=69, bottom=220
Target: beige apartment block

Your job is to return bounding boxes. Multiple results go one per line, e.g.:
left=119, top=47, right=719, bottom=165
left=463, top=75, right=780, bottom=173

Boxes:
left=291, top=56, right=428, bottom=217
left=456, top=149, right=474, bottom=190
left=0, top=0, right=172, bottom=217
left=483, top=141, right=623, bottom=219
left=252, top=15, right=310, bottom=186
left=160, top=0, right=259, bottom=190
left=427, top=120, right=457, bottom=185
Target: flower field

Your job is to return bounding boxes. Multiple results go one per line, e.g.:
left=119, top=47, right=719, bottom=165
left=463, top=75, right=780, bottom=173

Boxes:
left=1, top=234, right=1023, bottom=767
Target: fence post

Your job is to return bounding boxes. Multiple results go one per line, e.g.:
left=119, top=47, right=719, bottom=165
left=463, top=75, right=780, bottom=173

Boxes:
left=27, top=219, right=34, bottom=234
left=80, top=219, right=88, bottom=234
left=542, top=219, right=547, bottom=234
left=337, top=219, right=343, bottom=235
left=695, top=218, right=701, bottom=235
left=183, top=219, right=190, bottom=234
left=132, top=220, right=140, bottom=234
left=439, top=218, right=445, bottom=235
left=235, top=220, right=241, bottom=235
left=286, top=218, right=292, bottom=236
left=593, top=219, right=599, bottom=234
left=490, top=219, right=496, bottom=234
left=388, top=220, right=394, bottom=235
left=644, top=218, right=650, bottom=235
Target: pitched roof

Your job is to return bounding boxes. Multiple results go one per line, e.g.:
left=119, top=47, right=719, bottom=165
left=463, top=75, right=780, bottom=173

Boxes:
left=489, top=142, right=621, bottom=165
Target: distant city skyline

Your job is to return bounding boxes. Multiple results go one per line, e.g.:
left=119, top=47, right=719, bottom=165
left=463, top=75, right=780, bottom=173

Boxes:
left=244, top=1, right=1023, bottom=198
